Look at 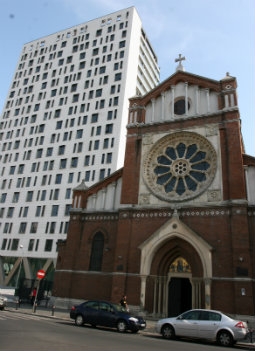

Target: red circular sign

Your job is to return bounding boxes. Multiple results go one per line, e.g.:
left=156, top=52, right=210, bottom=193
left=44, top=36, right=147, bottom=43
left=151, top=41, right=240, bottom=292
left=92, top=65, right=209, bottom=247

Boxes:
left=37, top=269, right=45, bottom=279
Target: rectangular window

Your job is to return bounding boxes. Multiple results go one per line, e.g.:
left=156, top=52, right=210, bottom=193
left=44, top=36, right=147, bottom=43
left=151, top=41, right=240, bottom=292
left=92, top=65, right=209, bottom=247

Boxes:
left=68, top=173, right=74, bottom=183
left=114, top=73, right=122, bottom=81
left=26, top=191, right=33, bottom=202
left=45, top=239, right=53, bottom=251
left=46, top=147, right=53, bottom=156
left=76, top=130, right=83, bottom=139
left=7, top=207, right=14, bottom=218
left=91, top=113, right=98, bottom=123
left=65, top=188, right=71, bottom=199
left=12, top=192, right=19, bottom=203
left=70, top=157, right=78, bottom=168
left=51, top=205, right=59, bottom=216
left=41, top=190, right=46, bottom=201
left=58, top=145, right=65, bottom=155
left=55, top=174, right=62, bottom=184
left=105, top=124, right=113, bottom=134
left=49, top=222, right=56, bottom=234
left=11, top=239, right=19, bottom=251
left=35, top=206, right=41, bottom=217
left=30, top=222, right=38, bottom=233
left=60, top=159, right=67, bottom=169
left=28, top=239, right=35, bottom=251
left=9, top=166, right=16, bottom=175
left=19, top=222, right=27, bottom=234
left=1, top=194, right=7, bottom=203
left=85, top=170, right=90, bottom=182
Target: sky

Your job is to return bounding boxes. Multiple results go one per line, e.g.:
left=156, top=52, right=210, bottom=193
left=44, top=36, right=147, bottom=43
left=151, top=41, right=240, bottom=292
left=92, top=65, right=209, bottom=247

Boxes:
left=0, top=0, right=254, bottom=156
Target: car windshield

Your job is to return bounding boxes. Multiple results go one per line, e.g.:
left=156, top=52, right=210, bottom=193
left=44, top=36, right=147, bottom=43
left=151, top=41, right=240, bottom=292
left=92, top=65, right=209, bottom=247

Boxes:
left=113, top=303, right=128, bottom=313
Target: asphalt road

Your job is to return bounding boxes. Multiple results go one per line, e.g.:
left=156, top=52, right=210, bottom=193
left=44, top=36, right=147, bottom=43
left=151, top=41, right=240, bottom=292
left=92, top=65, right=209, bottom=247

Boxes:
left=0, top=309, right=250, bottom=351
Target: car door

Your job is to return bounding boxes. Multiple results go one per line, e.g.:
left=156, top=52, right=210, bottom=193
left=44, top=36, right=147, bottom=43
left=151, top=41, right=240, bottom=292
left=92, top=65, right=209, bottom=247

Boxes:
left=83, top=301, right=100, bottom=325
left=98, top=302, right=116, bottom=328
left=174, top=310, right=200, bottom=338
left=197, top=311, right=221, bottom=339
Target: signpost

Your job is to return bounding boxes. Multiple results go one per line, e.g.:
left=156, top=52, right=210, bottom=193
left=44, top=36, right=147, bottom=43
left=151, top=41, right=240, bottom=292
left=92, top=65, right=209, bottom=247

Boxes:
left=33, top=269, right=45, bottom=312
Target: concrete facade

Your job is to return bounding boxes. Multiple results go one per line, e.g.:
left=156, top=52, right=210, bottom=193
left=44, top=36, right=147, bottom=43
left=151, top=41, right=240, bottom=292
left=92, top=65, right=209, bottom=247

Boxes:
left=0, top=7, right=160, bottom=294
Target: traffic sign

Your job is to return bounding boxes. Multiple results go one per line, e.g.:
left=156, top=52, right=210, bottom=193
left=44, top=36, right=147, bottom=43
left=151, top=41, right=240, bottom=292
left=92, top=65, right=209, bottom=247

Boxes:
left=36, top=269, right=45, bottom=280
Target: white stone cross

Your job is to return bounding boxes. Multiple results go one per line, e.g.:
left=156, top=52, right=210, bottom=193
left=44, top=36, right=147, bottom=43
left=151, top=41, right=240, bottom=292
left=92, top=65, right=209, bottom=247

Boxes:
left=175, top=54, right=186, bottom=71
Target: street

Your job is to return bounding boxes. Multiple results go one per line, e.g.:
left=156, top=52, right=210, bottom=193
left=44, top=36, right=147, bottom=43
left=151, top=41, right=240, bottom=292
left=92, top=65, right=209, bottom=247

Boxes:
left=0, top=309, right=252, bottom=351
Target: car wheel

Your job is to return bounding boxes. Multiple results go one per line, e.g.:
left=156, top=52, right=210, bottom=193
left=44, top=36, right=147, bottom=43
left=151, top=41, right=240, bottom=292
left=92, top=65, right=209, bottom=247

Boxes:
left=75, top=314, right=84, bottom=326
left=117, top=320, right=127, bottom=332
left=217, top=330, right=233, bottom=347
left=161, top=324, right=175, bottom=339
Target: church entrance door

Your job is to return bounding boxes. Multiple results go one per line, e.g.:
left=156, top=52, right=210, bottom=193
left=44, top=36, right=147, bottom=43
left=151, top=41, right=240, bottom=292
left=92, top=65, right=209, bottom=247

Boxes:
left=168, top=277, right=192, bottom=317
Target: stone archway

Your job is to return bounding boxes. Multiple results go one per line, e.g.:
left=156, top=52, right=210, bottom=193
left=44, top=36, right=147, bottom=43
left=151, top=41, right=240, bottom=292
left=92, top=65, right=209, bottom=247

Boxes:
left=139, top=213, right=212, bottom=316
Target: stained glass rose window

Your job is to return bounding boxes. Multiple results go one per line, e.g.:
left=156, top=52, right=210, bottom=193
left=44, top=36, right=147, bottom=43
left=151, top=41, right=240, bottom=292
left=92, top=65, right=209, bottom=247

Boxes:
left=143, top=132, right=217, bottom=202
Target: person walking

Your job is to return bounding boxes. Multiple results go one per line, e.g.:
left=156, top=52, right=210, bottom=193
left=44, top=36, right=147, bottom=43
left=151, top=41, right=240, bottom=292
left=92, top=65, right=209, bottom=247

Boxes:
left=120, top=295, right=128, bottom=311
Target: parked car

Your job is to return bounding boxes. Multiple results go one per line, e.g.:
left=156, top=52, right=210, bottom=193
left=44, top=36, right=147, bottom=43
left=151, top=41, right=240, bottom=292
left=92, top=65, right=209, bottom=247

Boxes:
left=70, top=300, right=146, bottom=333
left=0, top=295, right=7, bottom=310
left=155, top=309, right=248, bottom=347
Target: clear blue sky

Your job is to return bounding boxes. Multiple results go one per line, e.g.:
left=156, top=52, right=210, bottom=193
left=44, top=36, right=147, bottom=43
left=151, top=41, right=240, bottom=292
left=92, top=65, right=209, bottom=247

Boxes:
left=1, top=0, right=254, bottom=156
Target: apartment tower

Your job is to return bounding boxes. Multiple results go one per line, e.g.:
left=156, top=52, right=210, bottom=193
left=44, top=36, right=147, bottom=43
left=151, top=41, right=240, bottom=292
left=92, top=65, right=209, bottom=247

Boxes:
left=0, top=7, right=160, bottom=294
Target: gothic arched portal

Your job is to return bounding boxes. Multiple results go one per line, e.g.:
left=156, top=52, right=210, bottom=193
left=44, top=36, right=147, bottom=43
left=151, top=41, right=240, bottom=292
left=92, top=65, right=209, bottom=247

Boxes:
left=139, top=214, right=212, bottom=317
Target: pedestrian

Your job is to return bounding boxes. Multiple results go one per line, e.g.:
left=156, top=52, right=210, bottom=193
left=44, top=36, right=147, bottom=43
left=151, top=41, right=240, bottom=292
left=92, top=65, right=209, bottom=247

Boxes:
left=30, top=287, right=37, bottom=305
left=120, top=295, right=128, bottom=311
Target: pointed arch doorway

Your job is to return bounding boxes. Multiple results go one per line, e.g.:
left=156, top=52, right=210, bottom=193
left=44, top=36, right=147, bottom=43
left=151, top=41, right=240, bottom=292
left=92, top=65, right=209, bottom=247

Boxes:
left=139, top=216, right=213, bottom=317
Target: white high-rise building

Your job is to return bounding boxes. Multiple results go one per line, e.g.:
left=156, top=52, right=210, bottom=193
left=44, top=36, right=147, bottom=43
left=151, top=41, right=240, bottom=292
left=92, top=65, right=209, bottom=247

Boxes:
left=0, top=7, right=160, bottom=293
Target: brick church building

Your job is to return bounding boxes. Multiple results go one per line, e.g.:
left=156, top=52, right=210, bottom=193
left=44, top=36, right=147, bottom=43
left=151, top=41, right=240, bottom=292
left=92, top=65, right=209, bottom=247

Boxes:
left=54, top=58, right=255, bottom=317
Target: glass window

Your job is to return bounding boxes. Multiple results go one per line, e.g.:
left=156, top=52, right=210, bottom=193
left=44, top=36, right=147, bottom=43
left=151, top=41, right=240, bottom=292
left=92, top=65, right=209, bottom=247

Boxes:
left=26, top=191, right=33, bottom=202
left=30, top=222, right=38, bottom=233
left=58, top=145, right=65, bottom=155
left=45, top=239, right=53, bottom=251
left=70, top=157, right=78, bottom=168
left=105, top=124, right=113, bottom=134
left=55, top=174, right=62, bottom=184
left=76, top=130, right=83, bottom=139
left=68, top=173, right=74, bottom=183
left=60, top=159, right=67, bottom=169
left=19, top=222, right=27, bottom=234
left=7, top=207, right=14, bottom=218
left=28, top=239, right=35, bottom=251
left=11, top=239, right=19, bottom=251
left=51, top=205, right=59, bottom=216
left=12, top=192, right=20, bottom=203
left=91, top=114, right=98, bottom=123
left=65, top=188, right=71, bottom=199
left=89, top=232, right=104, bottom=271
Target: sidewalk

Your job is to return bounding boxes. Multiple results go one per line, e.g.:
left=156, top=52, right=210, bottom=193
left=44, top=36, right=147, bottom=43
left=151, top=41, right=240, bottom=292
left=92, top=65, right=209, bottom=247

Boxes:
left=5, top=302, right=255, bottom=348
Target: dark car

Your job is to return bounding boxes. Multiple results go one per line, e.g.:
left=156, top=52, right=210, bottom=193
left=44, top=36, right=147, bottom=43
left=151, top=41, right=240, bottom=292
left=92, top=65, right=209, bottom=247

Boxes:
left=70, top=300, right=146, bottom=333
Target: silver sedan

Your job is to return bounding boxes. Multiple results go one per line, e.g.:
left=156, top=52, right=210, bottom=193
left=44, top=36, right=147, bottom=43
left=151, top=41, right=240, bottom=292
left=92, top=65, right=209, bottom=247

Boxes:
left=155, top=309, right=248, bottom=347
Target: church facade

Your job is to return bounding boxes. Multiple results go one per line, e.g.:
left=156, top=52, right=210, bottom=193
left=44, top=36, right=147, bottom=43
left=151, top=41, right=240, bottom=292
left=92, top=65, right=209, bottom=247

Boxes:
left=54, top=61, right=255, bottom=317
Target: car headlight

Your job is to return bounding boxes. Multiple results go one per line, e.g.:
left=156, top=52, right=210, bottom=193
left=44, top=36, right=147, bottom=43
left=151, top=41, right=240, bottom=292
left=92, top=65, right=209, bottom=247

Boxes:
left=129, top=317, right=139, bottom=323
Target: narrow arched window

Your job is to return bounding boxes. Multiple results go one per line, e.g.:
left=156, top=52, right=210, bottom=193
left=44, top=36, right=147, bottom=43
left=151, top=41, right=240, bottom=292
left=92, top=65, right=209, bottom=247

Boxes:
left=89, top=232, right=104, bottom=271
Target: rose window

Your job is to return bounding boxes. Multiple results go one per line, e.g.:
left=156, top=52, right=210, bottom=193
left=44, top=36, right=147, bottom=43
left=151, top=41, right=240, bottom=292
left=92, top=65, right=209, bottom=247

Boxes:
left=143, top=132, right=217, bottom=202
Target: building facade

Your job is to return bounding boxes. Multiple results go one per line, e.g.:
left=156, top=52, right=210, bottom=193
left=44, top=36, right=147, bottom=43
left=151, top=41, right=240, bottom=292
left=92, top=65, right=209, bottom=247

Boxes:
left=54, top=61, right=255, bottom=317
left=0, top=7, right=160, bottom=295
